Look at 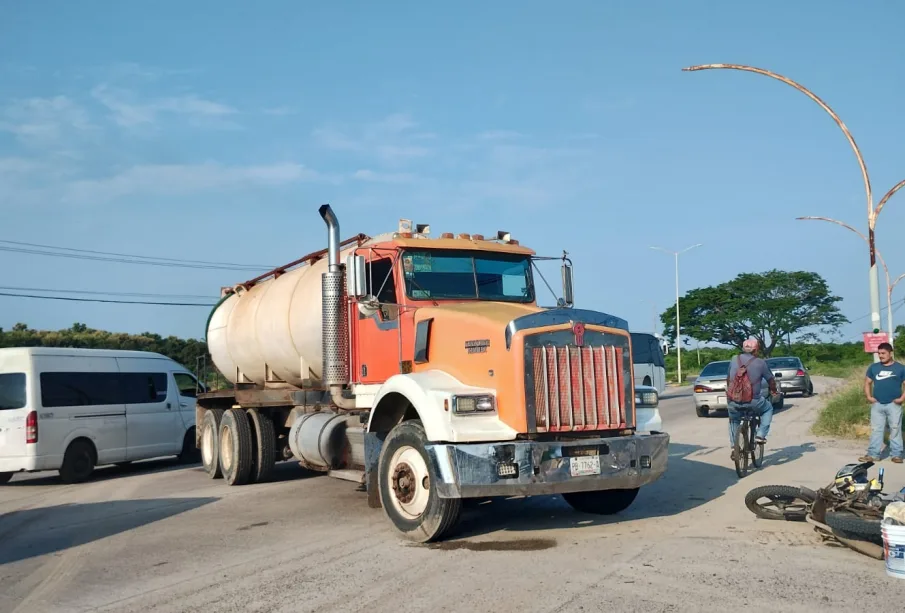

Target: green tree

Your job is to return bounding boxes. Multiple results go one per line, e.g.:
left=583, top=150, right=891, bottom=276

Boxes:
left=660, top=270, right=847, bottom=357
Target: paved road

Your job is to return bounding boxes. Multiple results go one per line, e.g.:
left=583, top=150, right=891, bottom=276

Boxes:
left=2, top=377, right=905, bottom=612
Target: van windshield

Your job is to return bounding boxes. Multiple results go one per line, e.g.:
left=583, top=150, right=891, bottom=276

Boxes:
left=0, top=373, right=26, bottom=410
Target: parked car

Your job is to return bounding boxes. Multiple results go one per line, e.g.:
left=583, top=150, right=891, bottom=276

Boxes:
left=765, top=356, right=813, bottom=397
left=0, top=347, right=204, bottom=485
left=693, top=360, right=784, bottom=418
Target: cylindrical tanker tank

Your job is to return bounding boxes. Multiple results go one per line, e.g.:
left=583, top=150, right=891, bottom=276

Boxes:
left=206, top=242, right=362, bottom=387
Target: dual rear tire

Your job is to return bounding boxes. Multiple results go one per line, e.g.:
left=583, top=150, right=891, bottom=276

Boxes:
left=201, top=408, right=276, bottom=485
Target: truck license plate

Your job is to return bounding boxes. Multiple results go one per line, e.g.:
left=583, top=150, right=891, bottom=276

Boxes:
left=717, top=395, right=726, bottom=405
left=570, top=455, right=600, bottom=477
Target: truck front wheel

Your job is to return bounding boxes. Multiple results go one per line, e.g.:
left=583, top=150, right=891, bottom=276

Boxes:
left=562, top=488, right=639, bottom=515
left=378, top=420, right=461, bottom=543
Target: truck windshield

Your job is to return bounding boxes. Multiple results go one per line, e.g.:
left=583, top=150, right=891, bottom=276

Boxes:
left=0, top=373, right=26, bottom=410
left=401, top=250, right=534, bottom=303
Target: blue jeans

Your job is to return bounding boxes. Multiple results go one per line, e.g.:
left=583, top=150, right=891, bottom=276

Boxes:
left=728, top=396, right=773, bottom=447
left=867, top=402, right=904, bottom=459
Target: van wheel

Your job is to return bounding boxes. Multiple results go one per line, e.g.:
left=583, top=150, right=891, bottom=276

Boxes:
left=0, top=472, right=12, bottom=485
left=219, top=409, right=254, bottom=486
left=59, top=440, right=96, bottom=484
left=248, top=409, right=276, bottom=483
left=178, top=427, right=201, bottom=464
left=201, top=409, right=225, bottom=479
left=378, top=420, right=461, bottom=543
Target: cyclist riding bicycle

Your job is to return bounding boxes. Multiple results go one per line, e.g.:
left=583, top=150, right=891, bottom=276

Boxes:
left=727, top=338, right=778, bottom=461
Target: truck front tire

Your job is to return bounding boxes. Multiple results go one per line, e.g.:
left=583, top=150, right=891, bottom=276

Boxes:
left=562, top=488, right=639, bottom=515
left=378, top=420, right=461, bottom=543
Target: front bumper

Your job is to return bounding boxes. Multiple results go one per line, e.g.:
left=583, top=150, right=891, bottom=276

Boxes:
left=424, top=432, right=669, bottom=499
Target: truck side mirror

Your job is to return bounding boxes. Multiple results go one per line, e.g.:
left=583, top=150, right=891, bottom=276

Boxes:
left=346, top=254, right=367, bottom=298
left=561, top=262, right=574, bottom=308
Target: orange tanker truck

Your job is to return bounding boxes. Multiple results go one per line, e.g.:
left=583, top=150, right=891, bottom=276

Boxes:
left=195, top=204, right=669, bottom=542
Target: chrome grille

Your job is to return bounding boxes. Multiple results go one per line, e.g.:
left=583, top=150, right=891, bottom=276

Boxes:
left=523, top=327, right=634, bottom=433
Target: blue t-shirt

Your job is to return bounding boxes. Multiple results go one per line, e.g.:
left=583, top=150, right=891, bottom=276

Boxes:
left=866, top=361, right=905, bottom=404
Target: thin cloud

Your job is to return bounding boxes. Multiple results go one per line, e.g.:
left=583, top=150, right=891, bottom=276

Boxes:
left=0, top=96, right=95, bottom=147
left=313, top=113, right=432, bottom=164
left=91, top=85, right=238, bottom=128
left=63, top=162, right=326, bottom=204
left=352, top=169, right=418, bottom=184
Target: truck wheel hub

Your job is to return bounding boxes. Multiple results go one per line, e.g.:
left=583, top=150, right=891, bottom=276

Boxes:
left=392, top=463, right=416, bottom=503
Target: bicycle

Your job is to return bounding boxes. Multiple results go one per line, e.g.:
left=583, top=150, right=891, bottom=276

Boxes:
left=732, top=405, right=764, bottom=478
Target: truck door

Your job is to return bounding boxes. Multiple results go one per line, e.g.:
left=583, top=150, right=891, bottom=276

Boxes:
left=351, top=251, right=402, bottom=384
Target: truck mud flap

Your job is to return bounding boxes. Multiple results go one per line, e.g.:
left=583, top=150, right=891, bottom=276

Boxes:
left=364, top=432, right=386, bottom=508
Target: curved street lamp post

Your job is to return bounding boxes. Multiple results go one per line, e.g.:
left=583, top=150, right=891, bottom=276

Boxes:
left=650, top=244, right=702, bottom=385
left=683, top=63, right=905, bottom=361
left=797, top=216, right=905, bottom=347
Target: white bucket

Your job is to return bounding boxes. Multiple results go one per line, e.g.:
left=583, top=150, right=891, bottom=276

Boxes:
left=881, top=523, right=905, bottom=579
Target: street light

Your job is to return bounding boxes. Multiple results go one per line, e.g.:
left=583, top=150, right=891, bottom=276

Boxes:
left=683, top=63, right=905, bottom=362
left=797, top=216, right=905, bottom=347
left=650, top=243, right=702, bottom=384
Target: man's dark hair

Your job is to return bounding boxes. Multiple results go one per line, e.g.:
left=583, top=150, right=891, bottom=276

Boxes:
left=878, top=342, right=893, bottom=352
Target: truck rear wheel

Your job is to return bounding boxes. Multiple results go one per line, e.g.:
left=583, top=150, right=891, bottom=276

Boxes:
left=248, top=409, right=276, bottom=483
left=201, top=409, right=224, bottom=479
left=219, top=409, right=254, bottom=486
left=563, top=488, right=639, bottom=515
left=378, top=420, right=461, bottom=543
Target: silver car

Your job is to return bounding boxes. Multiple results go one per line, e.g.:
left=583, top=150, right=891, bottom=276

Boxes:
left=693, top=360, right=784, bottom=418
left=765, top=356, right=813, bottom=397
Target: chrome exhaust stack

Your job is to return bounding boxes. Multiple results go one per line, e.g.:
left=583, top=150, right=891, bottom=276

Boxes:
left=318, top=204, right=355, bottom=410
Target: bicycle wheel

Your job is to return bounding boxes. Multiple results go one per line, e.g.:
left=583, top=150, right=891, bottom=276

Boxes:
left=744, top=485, right=815, bottom=521
left=734, top=421, right=750, bottom=478
left=750, top=417, right=764, bottom=468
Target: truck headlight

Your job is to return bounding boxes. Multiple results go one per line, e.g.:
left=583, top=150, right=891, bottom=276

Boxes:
left=453, top=394, right=495, bottom=414
left=635, top=390, right=659, bottom=408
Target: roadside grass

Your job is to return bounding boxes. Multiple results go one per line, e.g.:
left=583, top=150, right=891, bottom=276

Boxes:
left=808, top=360, right=871, bottom=379
left=812, top=371, right=871, bottom=439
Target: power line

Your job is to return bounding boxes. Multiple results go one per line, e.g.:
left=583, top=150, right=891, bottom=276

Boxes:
left=0, top=291, right=216, bottom=307
left=0, top=240, right=273, bottom=271
left=0, top=285, right=214, bottom=300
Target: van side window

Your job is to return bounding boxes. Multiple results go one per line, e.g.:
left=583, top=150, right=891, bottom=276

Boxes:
left=40, top=372, right=168, bottom=407
left=41, top=373, right=121, bottom=407
left=174, top=373, right=198, bottom=398
left=0, top=373, right=26, bottom=410
left=121, top=373, right=168, bottom=404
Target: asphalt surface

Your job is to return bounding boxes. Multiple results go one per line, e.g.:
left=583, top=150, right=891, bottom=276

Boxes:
left=3, top=376, right=905, bottom=612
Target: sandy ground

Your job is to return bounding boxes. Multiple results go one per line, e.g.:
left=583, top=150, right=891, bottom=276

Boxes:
left=3, top=375, right=905, bottom=612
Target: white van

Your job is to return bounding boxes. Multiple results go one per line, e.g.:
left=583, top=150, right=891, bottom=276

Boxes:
left=0, top=347, right=203, bottom=484
left=630, top=332, right=667, bottom=393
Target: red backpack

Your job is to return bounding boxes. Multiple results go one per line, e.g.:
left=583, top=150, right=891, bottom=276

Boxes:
left=727, top=355, right=754, bottom=403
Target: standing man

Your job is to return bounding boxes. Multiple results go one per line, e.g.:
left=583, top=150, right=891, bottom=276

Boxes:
left=860, top=342, right=905, bottom=464
left=727, top=338, right=778, bottom=460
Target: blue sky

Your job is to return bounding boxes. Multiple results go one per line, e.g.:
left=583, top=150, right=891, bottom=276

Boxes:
left=2, top=0, right=904, bottom=346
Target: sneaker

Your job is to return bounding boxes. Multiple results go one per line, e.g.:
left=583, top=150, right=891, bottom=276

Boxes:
left=754, top=436, right=767, bottom=445
left=730, top=450, right=737, bottom=461
left=859, top=455, right=879, bottom=462
left=893, top=457, right=904, bottom=464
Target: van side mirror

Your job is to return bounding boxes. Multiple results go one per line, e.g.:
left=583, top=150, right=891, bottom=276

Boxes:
left=561, top=262, right=574, bottom=308
left=346, top=254, right=367, bottom=298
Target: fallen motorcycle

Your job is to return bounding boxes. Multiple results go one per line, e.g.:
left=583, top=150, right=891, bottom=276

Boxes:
left=744, top=461, right=903, bottom=559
